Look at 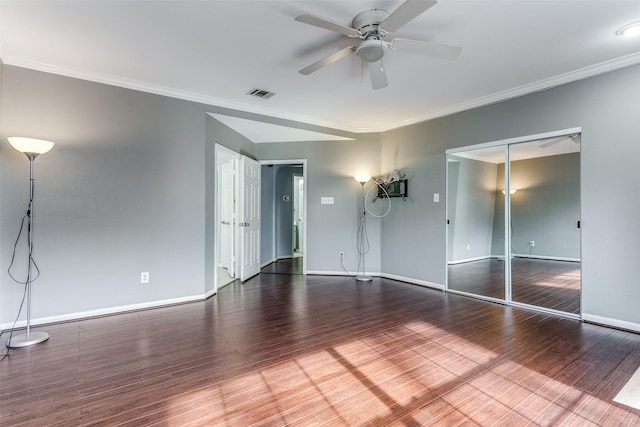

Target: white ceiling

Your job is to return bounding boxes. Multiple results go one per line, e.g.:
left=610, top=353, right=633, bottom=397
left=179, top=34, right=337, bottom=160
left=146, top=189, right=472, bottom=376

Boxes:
left=1, top=1, right=640, bottom=141
left=450, top=134, right=581, bottom=164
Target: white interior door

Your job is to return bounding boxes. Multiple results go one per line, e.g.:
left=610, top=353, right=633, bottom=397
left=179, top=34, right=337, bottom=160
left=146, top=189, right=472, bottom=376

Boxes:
left=220, top=161, right=235, bottom=276
left=240, top=156, right=261, bottom=281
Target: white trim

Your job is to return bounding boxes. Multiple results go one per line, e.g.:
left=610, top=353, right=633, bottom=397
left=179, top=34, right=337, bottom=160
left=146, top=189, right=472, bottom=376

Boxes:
left=493, top=254, right=580, bottom=262
left=1, top=294, right=204, bottom=331
left=380, top=273, right=444, bottom=291
left=583, top=314, right=640, bottom=334
left=4, top=58, right=357, bottom=133
left=5, top=51, right=640, bottom=133
left=204, top=289, right=217, bottom=299
left=395, top=52, right=640, bottom=132
left=515, top=254, right=580, bottom=262
left=306, top=270, right=373, bottom=277
left=447, top=255, right=493, bottom=265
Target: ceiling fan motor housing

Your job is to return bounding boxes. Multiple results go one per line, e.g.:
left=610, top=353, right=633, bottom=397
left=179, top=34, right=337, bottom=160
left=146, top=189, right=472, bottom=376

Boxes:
left=353, top=9, right=390, bottom=62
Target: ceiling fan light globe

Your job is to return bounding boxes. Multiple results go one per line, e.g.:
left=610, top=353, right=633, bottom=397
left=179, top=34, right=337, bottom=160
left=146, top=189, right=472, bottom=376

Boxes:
left=357, top=40, right=385, bottom=62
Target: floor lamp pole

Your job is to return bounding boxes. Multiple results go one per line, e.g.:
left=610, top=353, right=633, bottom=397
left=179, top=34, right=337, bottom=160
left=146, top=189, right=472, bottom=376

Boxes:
left=356, top=181, right=372, bottom=282
left=7, top=137, right=54, bottom=348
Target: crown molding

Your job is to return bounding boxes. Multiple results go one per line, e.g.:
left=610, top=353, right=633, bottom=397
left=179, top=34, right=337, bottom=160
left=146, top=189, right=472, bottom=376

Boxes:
left=4, top=51, right=640, bottom=135
left=2, top=56, right=361, bottom=133
left=388, top=51, right=640, bottom=132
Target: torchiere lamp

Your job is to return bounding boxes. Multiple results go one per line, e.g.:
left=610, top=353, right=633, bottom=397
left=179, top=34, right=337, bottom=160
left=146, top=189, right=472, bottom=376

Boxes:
left=7, top=137, right=54, bottom=348
left=354, top=174, right=372, bottom=282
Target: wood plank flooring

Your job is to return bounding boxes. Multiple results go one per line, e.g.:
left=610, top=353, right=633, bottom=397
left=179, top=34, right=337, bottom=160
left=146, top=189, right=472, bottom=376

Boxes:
left=448, top=258, right=581, bottom=314
left=1, top=259, right=638, bottom=426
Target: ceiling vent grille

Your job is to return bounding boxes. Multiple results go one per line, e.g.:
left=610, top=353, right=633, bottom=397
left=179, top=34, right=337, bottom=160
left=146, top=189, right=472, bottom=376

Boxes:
left=247, top=88, right=276, bottom=99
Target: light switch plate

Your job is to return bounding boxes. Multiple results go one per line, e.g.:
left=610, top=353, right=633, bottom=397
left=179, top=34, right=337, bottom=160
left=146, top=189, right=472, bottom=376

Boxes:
left=321, top=197, right=334, bottom=205
left=433, top=193, right=440, bottom=203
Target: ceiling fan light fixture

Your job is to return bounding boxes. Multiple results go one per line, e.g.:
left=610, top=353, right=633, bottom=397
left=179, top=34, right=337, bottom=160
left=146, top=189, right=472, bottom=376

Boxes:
left=616, top=22, right=640, bottom=37
left=356, top=39, right=385, bottom=63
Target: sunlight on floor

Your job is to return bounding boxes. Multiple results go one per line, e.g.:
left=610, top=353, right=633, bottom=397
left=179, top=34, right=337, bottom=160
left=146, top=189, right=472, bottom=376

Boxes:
left=162, top=320, right=628, bottom=425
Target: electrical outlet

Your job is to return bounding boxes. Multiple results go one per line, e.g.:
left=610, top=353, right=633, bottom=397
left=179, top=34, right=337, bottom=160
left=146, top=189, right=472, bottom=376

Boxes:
left=141, top=272, right=150, bottom=283
left=529, top=240, right=535, bottom=247
left=466, top=244, right=470, bottom=251
left=339, top=251, right=345, bottom=259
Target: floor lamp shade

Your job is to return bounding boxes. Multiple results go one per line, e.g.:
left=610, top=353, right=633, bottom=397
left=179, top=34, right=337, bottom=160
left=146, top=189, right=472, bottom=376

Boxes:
left=6, top=136, right=54, bottom=348
left=8, top=137, right=55, bottom=156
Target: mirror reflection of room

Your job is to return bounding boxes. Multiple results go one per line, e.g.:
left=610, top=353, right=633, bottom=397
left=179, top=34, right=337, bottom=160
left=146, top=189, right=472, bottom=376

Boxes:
left=447, top=134, right=581, bottom=315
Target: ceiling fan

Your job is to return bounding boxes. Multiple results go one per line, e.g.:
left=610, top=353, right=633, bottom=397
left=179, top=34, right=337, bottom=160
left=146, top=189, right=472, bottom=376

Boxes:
left=295, top=0, right=461, bottom=90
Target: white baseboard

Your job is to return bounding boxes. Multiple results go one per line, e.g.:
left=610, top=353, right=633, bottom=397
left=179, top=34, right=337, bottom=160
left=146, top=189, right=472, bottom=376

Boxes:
left=305, top=270, right=444, bottom=292
left=448, top=255, right=492, bottom=265
left=1, top=294, right=205, bottom=331
left=493, top=254, right=580, bottom=262
left=204, top=288, right=217, bottom=299
left=306, top=270, right=373, bottom=276
left=380, top=273, right=444, bottom=291
left=277, top=255, right=293, bottom=260
left=582, top=313, right=640, bottom=333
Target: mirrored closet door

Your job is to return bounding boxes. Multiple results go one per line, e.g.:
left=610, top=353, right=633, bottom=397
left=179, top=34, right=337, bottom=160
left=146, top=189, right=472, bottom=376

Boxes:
left=446, top=133, right=581, bottom=316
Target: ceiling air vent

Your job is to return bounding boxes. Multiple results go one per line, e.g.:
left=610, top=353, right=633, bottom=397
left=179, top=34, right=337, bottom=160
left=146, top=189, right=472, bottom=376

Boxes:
left=247, top=88, right=276, bottom=99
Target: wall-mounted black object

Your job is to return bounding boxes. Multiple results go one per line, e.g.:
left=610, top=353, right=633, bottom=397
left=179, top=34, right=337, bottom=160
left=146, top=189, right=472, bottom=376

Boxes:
left=377, top=179, right=408, bottom=199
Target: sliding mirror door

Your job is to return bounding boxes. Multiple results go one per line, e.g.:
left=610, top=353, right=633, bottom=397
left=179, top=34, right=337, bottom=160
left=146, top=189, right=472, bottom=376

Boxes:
left=447, top=146, right=506, bottom=301
left=508, top=136, right=581, bottom=314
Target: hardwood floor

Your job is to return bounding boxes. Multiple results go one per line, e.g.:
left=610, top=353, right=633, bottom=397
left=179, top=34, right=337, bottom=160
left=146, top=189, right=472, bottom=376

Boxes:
left=1, top=266, right=639, bottom=426
left=448, top=258, right=581, bottom=314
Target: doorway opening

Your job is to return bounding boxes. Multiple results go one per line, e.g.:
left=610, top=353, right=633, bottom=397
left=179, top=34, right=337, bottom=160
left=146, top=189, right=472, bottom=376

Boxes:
left=259, top=160, right=307, bottom=276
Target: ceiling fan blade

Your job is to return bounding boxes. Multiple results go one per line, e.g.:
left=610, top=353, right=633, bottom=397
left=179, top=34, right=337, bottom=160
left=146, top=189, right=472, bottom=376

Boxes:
left=391, top=38, right=461, bottom=60
left=539, top=134, right=581, bottom=148
left=299, top=46, right=356, bottom=75
left=295, top=14, right=361, bottom=38
left=539, top=137, right=565, bottom=148
left=368, top=61, right=388, bottom=90
left=380, top=0, right=437, bottom=33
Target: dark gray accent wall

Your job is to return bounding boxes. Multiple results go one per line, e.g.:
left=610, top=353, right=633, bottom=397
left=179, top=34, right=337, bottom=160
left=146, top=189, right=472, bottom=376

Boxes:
left=490, top=153, right=580, bottom=259
left=381, top=63, right=640, bottom=324
left=260, top=165, right=275, bottom=265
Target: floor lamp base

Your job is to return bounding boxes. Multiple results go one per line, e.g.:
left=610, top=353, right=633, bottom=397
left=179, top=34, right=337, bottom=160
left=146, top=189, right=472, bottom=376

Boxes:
left=7, top=331, right=49, bottom=348
left=356, top=275, right=373, bottom=282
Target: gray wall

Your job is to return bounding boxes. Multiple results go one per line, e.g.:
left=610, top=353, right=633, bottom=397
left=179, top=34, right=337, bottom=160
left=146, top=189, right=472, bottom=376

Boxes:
left=448, top=157, right=498, bottom=262
left=381, top=63, right=640, bottom=324
left=254, top=137, right=381, bottom=274
left=2, top=57, right=640, bottom=329
left=491, top=153, right=581, bottom=259
left=1, top=66, right=209, bottom=321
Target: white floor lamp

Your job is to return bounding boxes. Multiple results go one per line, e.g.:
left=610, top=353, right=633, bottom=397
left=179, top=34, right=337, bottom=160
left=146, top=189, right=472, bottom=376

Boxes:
left=7, top=137, right=54, bottom=348
left=354, top=174, right=372, bottom=282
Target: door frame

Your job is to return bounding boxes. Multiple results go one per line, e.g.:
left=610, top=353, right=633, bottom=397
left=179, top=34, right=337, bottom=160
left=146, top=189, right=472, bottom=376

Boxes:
left=292, top=173, right=304, bottom=256
left=445, top=126, right=582, bottom=319
left=259, top=159, right=308, bottom=275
